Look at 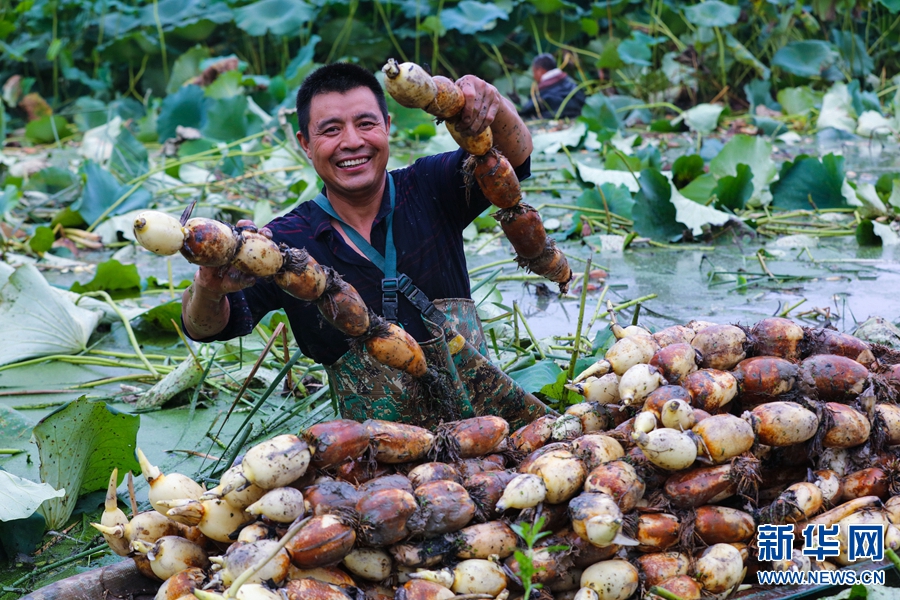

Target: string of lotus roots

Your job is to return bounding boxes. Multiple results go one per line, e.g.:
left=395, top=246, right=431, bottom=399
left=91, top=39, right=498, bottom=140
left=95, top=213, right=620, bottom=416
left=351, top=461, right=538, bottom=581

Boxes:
left=381, top=59, right=572, bottom=293
left=132, top=60, right=572, bottom=393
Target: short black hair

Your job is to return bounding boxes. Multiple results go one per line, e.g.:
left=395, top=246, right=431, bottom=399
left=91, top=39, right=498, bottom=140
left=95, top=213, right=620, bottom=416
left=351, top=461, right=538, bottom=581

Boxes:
left=532, top=53, right=557, bottom=71
left=295, top=63, right=389, bottom=140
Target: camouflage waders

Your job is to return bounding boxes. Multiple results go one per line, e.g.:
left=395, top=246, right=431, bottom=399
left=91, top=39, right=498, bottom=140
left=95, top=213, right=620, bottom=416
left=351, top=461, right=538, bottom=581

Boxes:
left=324, top=298, right=552, bottom=430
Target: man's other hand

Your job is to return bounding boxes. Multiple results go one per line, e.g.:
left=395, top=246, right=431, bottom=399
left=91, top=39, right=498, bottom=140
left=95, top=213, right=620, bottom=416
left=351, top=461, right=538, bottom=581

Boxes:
left=454, top=75, right=501, bottom=136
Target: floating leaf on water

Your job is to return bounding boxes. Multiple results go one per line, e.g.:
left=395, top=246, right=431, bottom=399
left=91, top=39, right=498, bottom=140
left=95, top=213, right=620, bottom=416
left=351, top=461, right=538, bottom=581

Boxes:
left=632, top=168, right=683, bottom=242
left=851, top=183, right=888, bottom=217
left=872, top=221, right=900, bottom=245
left=0, top=264, right=100, bottom=367
left=676, top=103, right=723, bottom=135
left=0, top=471, right=65, bottom=522
left=770, top=154, right=853, bottom=210
left=777, top=86, right=822, bottom=116
left=672, top=154, right=704, bottom=189
left=710, top=135, right=777, bottom=206
left=671, top=182, right=732, bottom=235
left=856, top=220, right=881, bottom=246
left=576, top=184, right=634, bottom=220
left=509, top=359, right=562, bottom=394
left=69, top=259, right=141, bottom=297
left=25, top=115, right=74, bottom=145
left=74, top=160, right=152, bottom=225
left=532, top=122, right=587, bottom=154
left=713, top=164, right=754, bottom=211
left=817, top=83, right=857, bottom=133
left=34, top=397, right=140, bottom=530
left=577, top=161, right=639, bottom=193
left=673, top=172, right=716, bottom=204
left=28, top=226, right=54, bottom=254
left=856, top=111, right=893, bottom=138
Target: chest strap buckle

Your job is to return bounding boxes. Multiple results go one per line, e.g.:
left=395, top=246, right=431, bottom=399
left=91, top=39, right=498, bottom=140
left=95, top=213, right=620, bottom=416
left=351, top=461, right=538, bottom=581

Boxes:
left=381, top=274, right=447, bottom=327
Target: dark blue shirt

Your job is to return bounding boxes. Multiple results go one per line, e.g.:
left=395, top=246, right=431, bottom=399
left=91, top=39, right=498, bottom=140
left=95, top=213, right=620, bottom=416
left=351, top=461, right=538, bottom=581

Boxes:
left=196, top=148, right=530, bottom=365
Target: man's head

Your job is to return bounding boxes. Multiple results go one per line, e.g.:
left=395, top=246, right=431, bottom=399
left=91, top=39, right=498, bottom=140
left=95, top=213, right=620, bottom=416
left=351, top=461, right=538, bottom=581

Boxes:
left=295, top=64, right=392, bottom=206
left=531, top=53, right=557, bottom=83
left=295, top=63, right=389, bottom=140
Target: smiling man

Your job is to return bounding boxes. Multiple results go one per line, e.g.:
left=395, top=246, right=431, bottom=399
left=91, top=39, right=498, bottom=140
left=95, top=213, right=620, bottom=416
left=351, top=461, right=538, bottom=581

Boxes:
left=181, top=62, right=548, bottom=427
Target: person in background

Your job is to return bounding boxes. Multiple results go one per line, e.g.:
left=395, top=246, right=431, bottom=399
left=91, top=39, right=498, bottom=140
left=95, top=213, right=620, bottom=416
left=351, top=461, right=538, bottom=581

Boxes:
left=518, top=53, right=586, bottom=119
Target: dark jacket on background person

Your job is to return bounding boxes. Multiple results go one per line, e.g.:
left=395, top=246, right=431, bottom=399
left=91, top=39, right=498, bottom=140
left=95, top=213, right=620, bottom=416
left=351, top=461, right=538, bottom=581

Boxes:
left=519, top=68, right=586, bottom=119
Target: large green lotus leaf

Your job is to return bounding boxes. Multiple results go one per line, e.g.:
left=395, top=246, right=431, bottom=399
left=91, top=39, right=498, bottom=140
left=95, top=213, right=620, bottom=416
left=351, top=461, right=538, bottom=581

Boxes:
left=110, top=127, right=150, bottom=180
left=72, top=97, right=109, bottom=132
left=0, top=470, right=64, bottom=522
left=683, top=1, right=740, bottom=27
left=234, top=0, right=316, bottom=36
left=714, top=163, right=754, bottom=211
left=773, top=41, right=838, bottom=78
left=0, top=511, right=45, bottom=559
left=816, top=83, right=856, bottom=133
left=678, top=103, right=723, bottom=134
left=679, top=172, right=718, bottom=205
left=579, top=94, right=621, bottom=135
left=203, top=95, right=249, bottom=141
left=74, top=161, right=152, bottom=225
left=138, top=0, right=233, bottom=31
left=777, top=86, right=821, bottom=116
left=632, top=169, right=683, bottom=242
left=69, top=259, right=141, bottom=297
left=24, top=166, right=77, bottom=195
left=540, top=369, right=584, bottom=405
left=618, top=32, right=655, bottom=66
left=771, top=154, right=854, bottom=210
left=831, top=29, right=873, bottom=78
left=167, top=45, right=210, bottom=94
left=205, top=70, right=244, bottom=99
left=879, top=0, right=900, bottom=12
left=709, top=134, right=776, bottom=206
left=672, top=154, right=704, bottom=188
left=576, top=184, right=635, bottom=220
left=158, top=85, right=208, bottom=141
left=34, top=398, right=140, bottom=530
left=509, top=359, right=562, bottom=394
left=25, top=116, right=75, bottom=145
left=440, top=1, right=509, bottom=34
left=0, top=264, right=100, bottom=367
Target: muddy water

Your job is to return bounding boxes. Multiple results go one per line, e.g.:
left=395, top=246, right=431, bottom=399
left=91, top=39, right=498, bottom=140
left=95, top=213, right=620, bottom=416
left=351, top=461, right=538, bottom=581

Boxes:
left=470, top=236, right=900, bottom=342
left=465, top=135, right=900, bottom=342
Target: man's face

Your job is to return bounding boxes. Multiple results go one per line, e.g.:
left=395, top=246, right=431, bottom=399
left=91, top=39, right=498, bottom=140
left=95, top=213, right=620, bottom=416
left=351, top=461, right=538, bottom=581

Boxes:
left=298, top=87, right=391, bottom=204
left=532, top=65, right=546, bottom=83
